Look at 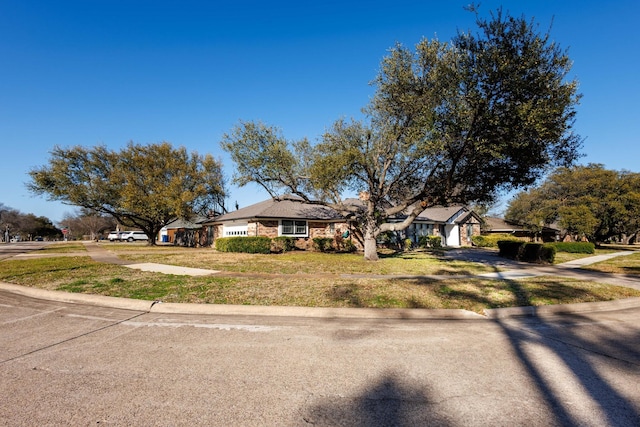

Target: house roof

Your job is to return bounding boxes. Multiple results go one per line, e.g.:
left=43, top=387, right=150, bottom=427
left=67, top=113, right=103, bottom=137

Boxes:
left=209, top=195, right=344, bottom=223
left=164, top=217, right=208, bottom=229
left=484, top=217, right=525, bottom=232
left=415, top=205, right=471, bottom=223
left=208, top=195, right=480, bottom=226
left=484, top=217, right=559, bottom=233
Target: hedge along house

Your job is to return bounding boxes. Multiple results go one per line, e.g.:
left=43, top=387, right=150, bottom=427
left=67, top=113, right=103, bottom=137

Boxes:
left=400, top=205, right=482, bottom=247
left=201, top=195, right=356, bottom=250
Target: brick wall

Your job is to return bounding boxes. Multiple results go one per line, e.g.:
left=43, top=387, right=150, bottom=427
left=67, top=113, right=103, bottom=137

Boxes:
left=459, top=221, right=481, bottom=246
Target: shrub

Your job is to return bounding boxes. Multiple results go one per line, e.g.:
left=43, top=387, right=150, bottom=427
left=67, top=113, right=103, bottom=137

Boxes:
left=497, top=240, right=555, bottom=263
left=272, top=236, right=296, bottom=253
left=470, top=235, right=491, bottom=247
left=428, top=236, right=442, bottom=249
left=472, top=234, right=520, bottom=248
left=403, top=238, right=413, bottom=251
left=416, top=235, right=442, bottom=249
left=313, top=237, right=334, bottom=252
left=540, top=244, right=556, bottom=263
left=498, top=240, right=523, bottom=259
left=522, top=243, right=556, bottom=263
left=548, top=241, right=595, bottom=254
left=342, top=239, right=357, bottom=253
left=215, top=236, right=271, bottom=254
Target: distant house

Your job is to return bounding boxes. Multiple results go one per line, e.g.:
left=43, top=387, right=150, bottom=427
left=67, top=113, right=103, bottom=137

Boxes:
left=160, top=217, right=208, bottom=246
left=482, top=217, right=559, bottom=242
left=202, top=195, right=482, bottom=250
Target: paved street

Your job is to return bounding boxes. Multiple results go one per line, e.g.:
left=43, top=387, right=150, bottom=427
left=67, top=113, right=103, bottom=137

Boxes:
left=1, top=288, right=640, bottom=426
left=1, top=241, right=640, bottom=425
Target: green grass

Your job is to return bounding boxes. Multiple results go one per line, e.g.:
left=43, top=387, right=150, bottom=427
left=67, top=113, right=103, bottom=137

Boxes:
left=1, top=252, right=639, bottom=313
left=37, top=242, right=88, bottom=253
left=553, top=248, right=618, bottom=264
left=583, top=252, right=640, bottom=275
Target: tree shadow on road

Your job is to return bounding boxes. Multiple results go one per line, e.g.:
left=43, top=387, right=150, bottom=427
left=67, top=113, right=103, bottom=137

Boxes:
left=496, top=310, right=640, bottom=425
left=303, top=372, right=453, bottom=427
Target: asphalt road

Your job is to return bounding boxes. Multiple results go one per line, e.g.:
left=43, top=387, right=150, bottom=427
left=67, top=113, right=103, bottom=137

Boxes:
left=1, top=241, right=640, bottom=426
left=1, top=289, right=639, bottom=426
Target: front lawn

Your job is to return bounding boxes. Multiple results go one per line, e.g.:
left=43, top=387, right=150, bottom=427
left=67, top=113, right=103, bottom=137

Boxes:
left=1, top=247, right=639, bottom=313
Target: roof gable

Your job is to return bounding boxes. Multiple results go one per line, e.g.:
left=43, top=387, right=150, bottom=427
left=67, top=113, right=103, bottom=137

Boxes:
left=415, top=205, right=469, bottom=223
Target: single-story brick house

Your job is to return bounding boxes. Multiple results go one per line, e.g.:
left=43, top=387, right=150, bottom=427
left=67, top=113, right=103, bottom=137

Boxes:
left=201, top=195, right=482, bottom=250
left=200, top=195, right=354, bottom=250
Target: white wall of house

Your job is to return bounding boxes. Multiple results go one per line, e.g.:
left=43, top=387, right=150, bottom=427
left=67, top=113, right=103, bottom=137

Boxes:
left=444, top=224, right=460, bottom=247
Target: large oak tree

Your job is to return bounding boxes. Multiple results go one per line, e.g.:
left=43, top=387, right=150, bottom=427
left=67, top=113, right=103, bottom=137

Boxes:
left=28, top=142, right=227, bottom=245
left=506, top=164, right=640, bottom=244
left=223, top=8, right=582, bottom=260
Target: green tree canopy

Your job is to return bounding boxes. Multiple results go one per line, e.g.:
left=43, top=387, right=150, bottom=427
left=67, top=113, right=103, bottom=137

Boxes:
left=505, top=164, right=640, bottom=243
left=222, top=8, right=582, bottom=260
left=0, top=203, right=61, bottom=241
left=28, top=142, right=227, bottom=244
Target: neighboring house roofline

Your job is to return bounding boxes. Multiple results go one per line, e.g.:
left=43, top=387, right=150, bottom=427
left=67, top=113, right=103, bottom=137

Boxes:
left=483, top=217, right=559, bottom=233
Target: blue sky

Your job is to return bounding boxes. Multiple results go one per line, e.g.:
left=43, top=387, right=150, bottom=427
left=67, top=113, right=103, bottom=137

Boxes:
left=1, top=0, right=638, bottom=223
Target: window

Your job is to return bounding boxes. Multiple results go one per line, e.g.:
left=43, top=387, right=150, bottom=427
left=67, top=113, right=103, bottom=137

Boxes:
left=466, top=223, right=474, bottom=242
left=281, top=220, right=307, bottom=236
left=411, top=223, right=433, bottom=237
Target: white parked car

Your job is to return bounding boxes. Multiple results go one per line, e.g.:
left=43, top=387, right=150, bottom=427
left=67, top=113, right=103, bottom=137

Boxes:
left=107, top=231, right=124, bottom=242
left=120, top=231, right=149, bottom=242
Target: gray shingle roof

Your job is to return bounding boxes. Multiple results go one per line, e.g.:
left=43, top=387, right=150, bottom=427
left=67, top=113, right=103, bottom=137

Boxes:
left=210, top=195, right=343, bottom=223
left=208, top=195, right=478, bottom=226
left=415, top=205, right=468, bottom=223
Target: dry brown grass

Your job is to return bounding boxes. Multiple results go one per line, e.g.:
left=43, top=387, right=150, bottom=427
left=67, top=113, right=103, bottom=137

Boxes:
left=105, top=245, right=498, bottom=276
left=2, top=251, right=639, bottom=313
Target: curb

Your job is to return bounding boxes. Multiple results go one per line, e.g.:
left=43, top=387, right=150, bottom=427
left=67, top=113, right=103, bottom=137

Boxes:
left=0, top=281, right=483, bottom=320
left=4, top=281, right=640, bottom=320
left=484, top=297, right=640, bottom=318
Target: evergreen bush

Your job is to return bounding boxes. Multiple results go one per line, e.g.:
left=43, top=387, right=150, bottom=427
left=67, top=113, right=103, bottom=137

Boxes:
left=215, top=236, right=272, bottom=254
left=272, top=236, right=296, bottom=253
left=548, top=241, right=595, bottom=254
left=472, top=234, right=520, bottom=248
left=312, top=237, right=334, bottom=252
left=417, top=235, right=443, bottom=249
left=497, top=240, right=555, bottom=263
left=498, top=240, right=524, bottom=259
left=342, top=239, right=357, bottom=253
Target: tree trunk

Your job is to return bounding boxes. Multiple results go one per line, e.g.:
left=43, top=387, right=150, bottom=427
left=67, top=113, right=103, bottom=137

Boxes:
left=363, top=237, right=378, bottom=261
left=363, top=227, right=379, bottom=261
